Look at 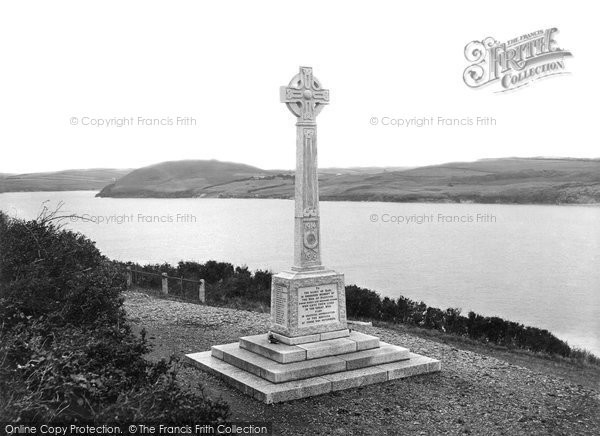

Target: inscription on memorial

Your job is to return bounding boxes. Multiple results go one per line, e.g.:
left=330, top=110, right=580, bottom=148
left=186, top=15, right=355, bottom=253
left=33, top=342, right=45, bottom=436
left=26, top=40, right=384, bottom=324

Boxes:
left=298, top=284, right=339, bottom=328
left=274, top=286, right=288, bottom=326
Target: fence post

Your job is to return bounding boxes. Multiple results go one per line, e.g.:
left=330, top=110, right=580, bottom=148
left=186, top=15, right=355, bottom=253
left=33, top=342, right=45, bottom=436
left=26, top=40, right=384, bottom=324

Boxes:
left=161, top=272, right=169, bottom=295
left=199, top=279, right=206, bottom=303
left=126, top=266, right=132, bottom=288
left=180, top=276, right=184, bottom=293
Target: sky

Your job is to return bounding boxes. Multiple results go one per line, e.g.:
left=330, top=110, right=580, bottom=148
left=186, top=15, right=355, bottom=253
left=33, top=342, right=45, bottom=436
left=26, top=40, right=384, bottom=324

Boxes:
left=0, top=1, right=597, bottom=173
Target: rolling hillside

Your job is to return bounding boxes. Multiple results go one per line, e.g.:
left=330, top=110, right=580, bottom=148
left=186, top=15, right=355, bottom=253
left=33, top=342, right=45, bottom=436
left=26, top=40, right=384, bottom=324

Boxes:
left=95, top=157, right=600, bottom=204
left=0, top=169, right=132, bottom=193
left=96, top=160, right=269, bottom=198
left=317, top=158, right=600, bottom=204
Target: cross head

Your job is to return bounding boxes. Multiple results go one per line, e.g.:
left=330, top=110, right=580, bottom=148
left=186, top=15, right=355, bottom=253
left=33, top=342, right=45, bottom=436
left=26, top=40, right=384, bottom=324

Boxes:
left=280, top=66, right=329, bottom=122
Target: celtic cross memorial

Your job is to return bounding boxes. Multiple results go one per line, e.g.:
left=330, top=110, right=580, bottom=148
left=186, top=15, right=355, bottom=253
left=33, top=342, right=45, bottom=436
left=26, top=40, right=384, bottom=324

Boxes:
left=186, top=66, right=441, bottom=404
left=269, top=67, right=348, bottom=343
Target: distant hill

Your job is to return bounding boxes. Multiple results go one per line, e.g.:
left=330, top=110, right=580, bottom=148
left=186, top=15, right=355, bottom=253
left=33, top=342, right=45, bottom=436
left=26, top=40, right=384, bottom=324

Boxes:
left=0, top=169, right=132, bottom=193
left=317, top=158, right=600, bottom=204
left=96, top=160, right=268, bottom=198
left=95, top=157, right=600, bottom=204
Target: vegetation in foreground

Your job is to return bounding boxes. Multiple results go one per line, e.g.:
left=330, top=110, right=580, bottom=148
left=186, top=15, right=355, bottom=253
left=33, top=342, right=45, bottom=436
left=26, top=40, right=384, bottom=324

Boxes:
left=0, top=211, right=228, bottom=422
left=129, top=260, right=599, bottom=366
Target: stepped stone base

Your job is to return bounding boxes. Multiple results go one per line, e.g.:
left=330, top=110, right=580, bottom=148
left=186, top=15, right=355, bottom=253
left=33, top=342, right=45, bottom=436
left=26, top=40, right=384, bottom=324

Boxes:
left=185, top=332, right=441, bottom=404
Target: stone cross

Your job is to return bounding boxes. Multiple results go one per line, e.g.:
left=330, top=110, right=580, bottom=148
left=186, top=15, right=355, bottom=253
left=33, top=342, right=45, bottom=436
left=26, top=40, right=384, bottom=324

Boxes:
left=280, top=66, right=330, bottom=271
left=185, top=68, right=440, bottom=403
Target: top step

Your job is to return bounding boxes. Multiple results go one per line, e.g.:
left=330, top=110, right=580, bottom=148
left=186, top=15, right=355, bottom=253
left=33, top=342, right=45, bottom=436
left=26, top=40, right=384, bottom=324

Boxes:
left=239, top=331, right=380, bottom=363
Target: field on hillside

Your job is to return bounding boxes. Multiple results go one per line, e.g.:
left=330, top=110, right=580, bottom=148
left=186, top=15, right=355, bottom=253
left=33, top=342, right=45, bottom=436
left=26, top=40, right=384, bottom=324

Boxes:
left=0, top=168, right=131, bottom=192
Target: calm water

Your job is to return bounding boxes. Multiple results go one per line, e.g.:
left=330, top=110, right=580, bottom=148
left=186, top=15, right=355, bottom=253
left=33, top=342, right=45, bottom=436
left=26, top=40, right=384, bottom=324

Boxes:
left=1, top=191, right=599, bottom=355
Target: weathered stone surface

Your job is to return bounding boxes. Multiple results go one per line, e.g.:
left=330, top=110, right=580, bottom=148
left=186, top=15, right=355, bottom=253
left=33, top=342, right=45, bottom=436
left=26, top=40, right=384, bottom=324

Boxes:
left=270, top=270, right=347, bottom=338
left=428, top=359, right=442, bottom=372
left=257, top=376, right=332, bottom=404
left=279, top=66, right=329, bottom=272
left=211, top=345, right=225, bottom=360
left=239, top=334, right=306, bottom=363
left=185, top=351, right=323, bottom=403
left=270, top=331, right=321, bottom=345
left=216, top=342, right=347, bottom=383
left=347, top=331, right=380, bottom=351
left=320, top=329, right=350, bottom=341
left=262, top=355, right=346, bottom=383
left=297, top=337, right=356, bottom=359
left=216, top=343, right=264, bottom=377
left=378, top=353, right=441, bottom=380
left=337, top=344, right=410, bottom=370
left=321, top=366, right=388, bottom=391
left=185, top=349, right=441, bottom=404
left=238, top=332, right=380, bottom=363
left=186, top=351, right=269, bottom=397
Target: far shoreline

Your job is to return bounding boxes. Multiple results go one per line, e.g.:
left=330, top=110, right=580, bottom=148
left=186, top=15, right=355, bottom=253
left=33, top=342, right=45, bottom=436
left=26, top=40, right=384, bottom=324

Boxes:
left=2, top=189, right=600, bottom=207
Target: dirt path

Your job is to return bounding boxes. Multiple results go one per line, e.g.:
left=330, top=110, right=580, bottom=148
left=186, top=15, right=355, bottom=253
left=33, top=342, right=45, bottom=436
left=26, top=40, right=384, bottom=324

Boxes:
left=124, top=290, right=600, bottom=435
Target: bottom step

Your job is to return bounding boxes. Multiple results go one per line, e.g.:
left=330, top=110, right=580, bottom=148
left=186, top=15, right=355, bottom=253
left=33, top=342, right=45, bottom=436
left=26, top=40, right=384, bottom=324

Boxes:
left=185, top=350, right=441, bottom=404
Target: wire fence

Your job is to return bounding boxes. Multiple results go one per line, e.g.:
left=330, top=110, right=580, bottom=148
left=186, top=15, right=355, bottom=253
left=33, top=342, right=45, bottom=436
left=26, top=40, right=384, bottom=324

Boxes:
left=126, top=266, right=205, bottom=303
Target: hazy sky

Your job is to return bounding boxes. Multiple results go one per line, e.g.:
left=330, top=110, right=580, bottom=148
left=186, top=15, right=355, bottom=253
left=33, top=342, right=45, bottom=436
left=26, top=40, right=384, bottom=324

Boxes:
left=0, top=1, right=597, bottom=173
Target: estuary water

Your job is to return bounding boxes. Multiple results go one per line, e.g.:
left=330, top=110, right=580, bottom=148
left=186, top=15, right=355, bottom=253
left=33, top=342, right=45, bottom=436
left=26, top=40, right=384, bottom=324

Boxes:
left=1, top=191, right=598, bottom=355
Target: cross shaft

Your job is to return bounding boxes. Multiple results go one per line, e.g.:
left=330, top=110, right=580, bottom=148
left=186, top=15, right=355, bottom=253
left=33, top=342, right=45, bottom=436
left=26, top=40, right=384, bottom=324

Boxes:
left=280, top=66, right=330, bottom=271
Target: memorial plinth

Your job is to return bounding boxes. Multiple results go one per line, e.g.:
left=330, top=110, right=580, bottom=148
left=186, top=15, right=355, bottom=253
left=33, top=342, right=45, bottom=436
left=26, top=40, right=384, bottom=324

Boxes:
left=185, top=67, right=440, bottom=403
left=270, top=269, right=347, bottom=342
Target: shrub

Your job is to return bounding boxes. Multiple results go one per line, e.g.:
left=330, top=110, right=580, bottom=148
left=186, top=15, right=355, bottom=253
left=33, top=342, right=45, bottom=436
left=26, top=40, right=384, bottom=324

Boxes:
left=343, top=282, right=576, bottom=359
left=0, top=211, right=229, bottom=423
left=126, top=261, right=271, bottom=308
left=115, top=235, right=590, bottom=362
left=345, top=285, right=382, bottom=319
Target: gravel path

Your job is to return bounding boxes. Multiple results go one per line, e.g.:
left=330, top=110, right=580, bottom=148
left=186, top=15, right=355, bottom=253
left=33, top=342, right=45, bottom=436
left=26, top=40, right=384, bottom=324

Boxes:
left=124, top=290, right=600, bottom=435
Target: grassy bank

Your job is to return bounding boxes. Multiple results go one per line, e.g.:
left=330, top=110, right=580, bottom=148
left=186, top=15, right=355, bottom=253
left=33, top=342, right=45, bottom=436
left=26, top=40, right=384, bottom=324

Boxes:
left=125, top=260, right=599, bottom=367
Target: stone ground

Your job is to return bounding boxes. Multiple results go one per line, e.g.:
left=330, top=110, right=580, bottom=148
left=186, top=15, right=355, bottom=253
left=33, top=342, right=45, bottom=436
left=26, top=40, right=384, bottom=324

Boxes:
left=124, top=290, right=600, bottom=436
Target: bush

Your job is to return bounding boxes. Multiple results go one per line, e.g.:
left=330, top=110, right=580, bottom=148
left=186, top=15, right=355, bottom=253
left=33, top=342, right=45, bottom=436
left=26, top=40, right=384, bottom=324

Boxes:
left=0, top=211, right=229, bottom=423
left=116, top=238, right=590, bottom=363
left=127, top=261, right=271, bottom=308
left=345, top=285, right=382, bottom=320
left=344, top=284, right=575, bottom=359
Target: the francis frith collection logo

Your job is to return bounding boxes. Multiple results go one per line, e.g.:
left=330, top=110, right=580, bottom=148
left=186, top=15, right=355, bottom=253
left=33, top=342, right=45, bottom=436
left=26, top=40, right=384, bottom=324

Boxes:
left=463, top=28, right=572, bottom=92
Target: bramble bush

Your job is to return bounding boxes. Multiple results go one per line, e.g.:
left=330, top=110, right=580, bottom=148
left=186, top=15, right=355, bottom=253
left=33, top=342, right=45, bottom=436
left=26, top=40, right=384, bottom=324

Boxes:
left=0, top=211, right=229, bottom=422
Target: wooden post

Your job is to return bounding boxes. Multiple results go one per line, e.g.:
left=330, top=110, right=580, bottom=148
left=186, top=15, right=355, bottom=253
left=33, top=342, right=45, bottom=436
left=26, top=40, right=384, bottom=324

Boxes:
left=161, top=272, right=168, bottom=295
left=126, top=266, right=132, bottom=288
left=199, top=279, right=206, bottom=303
left=180, top=276, right=184, bottom=293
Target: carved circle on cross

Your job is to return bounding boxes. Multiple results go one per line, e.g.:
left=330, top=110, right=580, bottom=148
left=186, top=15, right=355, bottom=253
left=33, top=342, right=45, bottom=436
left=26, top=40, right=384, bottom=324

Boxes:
left=281, top=67, right=329, bottom=121
left=303, top=230, right=319, bottom=249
